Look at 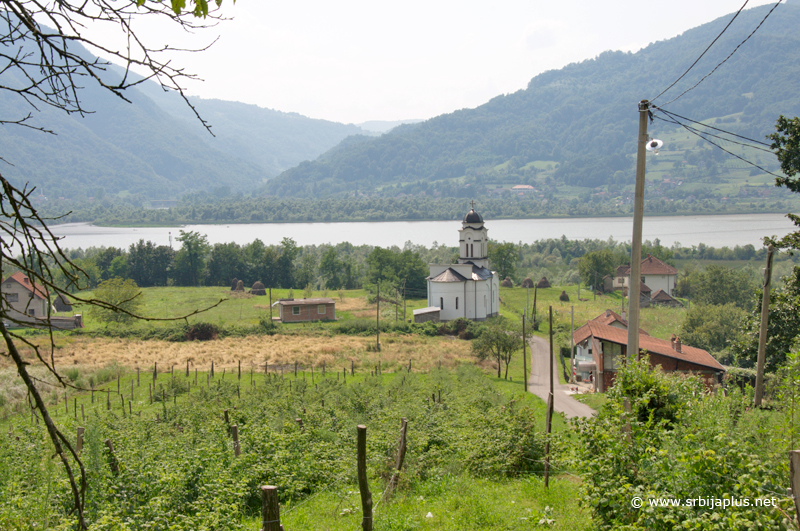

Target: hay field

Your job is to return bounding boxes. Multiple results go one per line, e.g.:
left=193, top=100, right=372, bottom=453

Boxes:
left=1, top=333, right=475, bottom=374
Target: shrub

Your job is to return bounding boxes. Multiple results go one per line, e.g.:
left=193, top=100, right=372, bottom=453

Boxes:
left=185, top=322, right=219, bottom=341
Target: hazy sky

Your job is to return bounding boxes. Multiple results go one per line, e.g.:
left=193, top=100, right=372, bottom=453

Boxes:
left=117, top=0, right=779, bottom=124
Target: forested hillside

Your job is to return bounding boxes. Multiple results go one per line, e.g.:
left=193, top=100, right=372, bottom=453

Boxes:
left=262, top=3, right=800, bottom=199
left=0, top=41, right=367, bottom=203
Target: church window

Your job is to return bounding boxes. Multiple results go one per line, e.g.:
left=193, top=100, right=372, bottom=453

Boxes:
left=455, top=297, right=459, bottom=310
left=470, top=243, right=474, bottom=257
left=440, top=297, right=443, bottom=310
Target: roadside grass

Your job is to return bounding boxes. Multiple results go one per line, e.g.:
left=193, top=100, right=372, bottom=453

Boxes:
left=574, top=392, right=607, bottom=411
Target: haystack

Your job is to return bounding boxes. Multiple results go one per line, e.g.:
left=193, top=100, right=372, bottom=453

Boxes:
left=536, top=276, right=551, bottom=288
left=559, top=290, right=570, bottom=302
left=236, top=280, right=244, bottom=292
left=230, top=277, right=239, bottom=291
left=251, top=281, right=266, bottom=296
left=500, top=277, right=514, bottom=288
left=521, top=277, right=534, bottom=288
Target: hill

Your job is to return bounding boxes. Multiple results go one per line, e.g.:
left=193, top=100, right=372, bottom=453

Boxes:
left=261, top=3, right=800, bottom=202
left=0, top=42, right=366, bottom=203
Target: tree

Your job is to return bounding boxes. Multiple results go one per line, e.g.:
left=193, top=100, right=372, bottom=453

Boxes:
left=679, top=303, right=746, bottom=361
left=768, top=115, right=800, bottom=250
left=319, top=247, right=343, bottom=289
left=674, top=265, right=757, bottom=310
left=207, top=242, right=245, bottom=286
left=276, top=237, right=299, bottom=288
left=173, top=230, right=210, bottom=286
left=471, top=317, right=522, bottom=379
left=0, top=2, right=233, bottom=528
left=88, top=278, right=144, bottom=324
left=578, top=249, right=618, bottom=290
left=728, top=268, right=800, bottom=372
left=488, top=241, right=518, bottom=281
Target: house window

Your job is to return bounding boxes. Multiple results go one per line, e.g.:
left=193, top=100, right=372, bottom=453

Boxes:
left=292, top=306, right=300, bottom=315
left=440, top=297, right=443, bottom=310
left=455, top=297, right=459, bottom=310
left=602, top=342, right=622, bottom=370
left=27, top=309, right=35, bottom=316
left=318, top=305, right=326, bottom=314
left=6, top=293, right=18, bottom=303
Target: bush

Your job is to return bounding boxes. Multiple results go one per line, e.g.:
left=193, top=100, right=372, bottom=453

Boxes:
left=185, top=322, right=219, bottom=341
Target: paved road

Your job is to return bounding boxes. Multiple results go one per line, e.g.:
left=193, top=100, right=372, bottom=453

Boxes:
left=528, top=335, right=595, bottom=419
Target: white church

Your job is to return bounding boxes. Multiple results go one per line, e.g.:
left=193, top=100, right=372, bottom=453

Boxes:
left=423, top=204, right=500, bottom=321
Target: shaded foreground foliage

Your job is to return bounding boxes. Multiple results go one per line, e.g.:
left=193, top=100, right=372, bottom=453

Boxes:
left=575, top=355, right=797, bottom=530
left=0, top=366, right=546, bottom=530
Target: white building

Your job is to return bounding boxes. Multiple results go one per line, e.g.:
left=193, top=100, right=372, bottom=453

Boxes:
left=613, top=254, right=678, bottom=296
left=426, top=205, right=500, bottom=321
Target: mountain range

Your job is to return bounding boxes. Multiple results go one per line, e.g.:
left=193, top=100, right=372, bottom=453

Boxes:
left=2, top=2, right=800, bottom=211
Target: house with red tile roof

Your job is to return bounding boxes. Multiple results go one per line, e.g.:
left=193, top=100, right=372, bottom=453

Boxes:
left=1, top=272, right=50, bottom=321
left=573, top=309, right=724, bottom=392
left=612, top=254, right=678, bottom=296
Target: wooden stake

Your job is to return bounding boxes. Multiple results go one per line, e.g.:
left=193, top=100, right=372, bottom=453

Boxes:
left=211, top=361, right=214, bottom=378
left=790, top=450, right=800, bottom=526
left=238, top=360, right=241, bottom=380
left=81, top=404, right=85, bottom=422
left=105, top=439, right=119, bottom=475
left=545, top=392, right=553, bottom=488
left=357, top=425, right=373, bottom=531
left=153, top=362, right=157, bottom=382
left=76, top=427, right=84, bottom=454
left=261, top=485, right=281, bottom=531
left=387, top=418, right=408, bottom=494
left=231, top=425, right=241, bottom=457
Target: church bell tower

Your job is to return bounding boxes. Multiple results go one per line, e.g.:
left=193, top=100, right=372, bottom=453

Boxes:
left=458, top=201, right=489, bottom=269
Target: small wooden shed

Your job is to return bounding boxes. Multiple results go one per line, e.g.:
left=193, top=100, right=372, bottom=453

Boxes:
left=273, top=298, right=336, bottom=323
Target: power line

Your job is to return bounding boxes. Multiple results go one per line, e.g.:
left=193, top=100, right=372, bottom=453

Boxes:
left=653, top=106, right=772, bottom=147
left=653, top=109, right=784, bottom=179
left=652, top=113, right=773, bottom=154
left=650, top=0, right=751, bottom=104
left=656, top=0, right=783, bottom=107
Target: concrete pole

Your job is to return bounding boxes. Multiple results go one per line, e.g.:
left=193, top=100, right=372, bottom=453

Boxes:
left=570, top=305, right=575, bottom=384
left=754, top=245, right=775, bottom=407
left=627, top=100, right=650, bottom=359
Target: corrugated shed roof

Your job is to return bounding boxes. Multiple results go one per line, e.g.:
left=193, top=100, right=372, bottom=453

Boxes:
left=2, top=272, right=48, bottom=300
left=276, top=298, right=335, bottom=306
left=428, top=268, right=469, bottom=283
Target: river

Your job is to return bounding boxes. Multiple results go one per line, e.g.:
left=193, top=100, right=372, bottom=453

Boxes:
left=47, top=213, right=795, bottom=251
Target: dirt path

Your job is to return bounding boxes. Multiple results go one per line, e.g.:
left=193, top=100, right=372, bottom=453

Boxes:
left=528, top=335, right=595, bottom=419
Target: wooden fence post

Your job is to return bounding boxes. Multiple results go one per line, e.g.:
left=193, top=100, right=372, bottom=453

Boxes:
left=790, top=450, right=800, bottom=527
left=73, top=398, right=77, bottom=419
left=104, top=439, right=119, bottom=475
left=544, top=392, right=553, bottom=488
left=238, top=360, right=241, bottom=380
left=76, top=427, right=84, bottom=454
left=261, top=485, right=282, bottom=531
left=357, top=425, right=373, bottom=531
left=153, top=362, right=157, bottom=383
left=137, top=367, right=140, bottom=387
left=106, top=391, right=111, bottom=411
left=231, top=425, right=241, bottom=457
left=387, top=418, right=408, bottom=495
left=211, top=361, right=214, bottom=378
left=351, top=360, right=354, bottom=376
left=81, top=404, right=85, bottom=422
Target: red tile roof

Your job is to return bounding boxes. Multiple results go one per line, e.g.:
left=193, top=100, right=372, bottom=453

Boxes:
left=572, top=310, right=650, bottom=344
left=615, top=255, right=677, bottom=277
left=2, top=272, right=48, bottom=300
left=651, top=289, right=677, bottom=302
left=575, top=321, right=723, bottom=372
left=641, top=254, right=677, bottom=275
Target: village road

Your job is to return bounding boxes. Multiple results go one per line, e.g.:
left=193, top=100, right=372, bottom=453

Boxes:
left=528, top=335, right=595, bottom=419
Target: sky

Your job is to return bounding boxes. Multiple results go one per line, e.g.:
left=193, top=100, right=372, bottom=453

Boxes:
left=101, top=0, right=780, bottom=125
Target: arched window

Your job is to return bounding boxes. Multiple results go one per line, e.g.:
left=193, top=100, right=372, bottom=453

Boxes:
left=455, top=297, right=459, bottom=310
left=440, top=297, right=443, bottom=310
left=470, top=243, right=474, bottom=257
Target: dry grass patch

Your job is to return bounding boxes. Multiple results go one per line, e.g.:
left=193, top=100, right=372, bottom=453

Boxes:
left=6, top=333, right=475, bottom=374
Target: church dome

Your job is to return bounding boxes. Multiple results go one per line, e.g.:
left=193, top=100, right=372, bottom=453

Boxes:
left=463, top=208, right=483, bottom=224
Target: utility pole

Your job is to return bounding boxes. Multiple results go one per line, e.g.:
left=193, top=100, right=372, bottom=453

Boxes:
left=754, top=245, right=775, bottom=407
left=526, top=286, right=530, bottom=320
left=570, top=305, right=575, bottom=384
left=627, top=100, right=650, bottom=359
left=376, top=283, right=381, bottom=352
left=522, top=314, right=528, bottom=393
